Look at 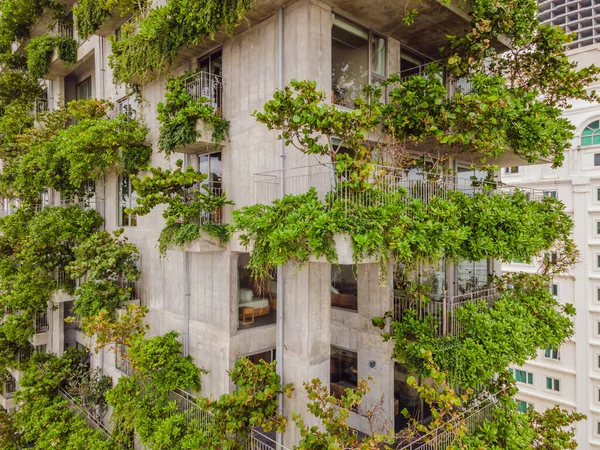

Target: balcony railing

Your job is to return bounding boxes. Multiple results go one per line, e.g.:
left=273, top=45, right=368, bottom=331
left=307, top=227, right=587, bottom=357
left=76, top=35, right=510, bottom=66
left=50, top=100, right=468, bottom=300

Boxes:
left=1, top=376, right=17, bottom=399
left=54, top=20, right=74, bottom=39
left=394, top=61, right=474, bottom=98
left=34, top=311, right=49, bottom=334
left=167, top=389, right=290, bottom=450
left=33, top=97, right=49, bottom=118
left=185, top=182, right=226, bottom=226
left=394, top=287, right=501, bottom=337
left=395, top=390, right=501, bottom=450
left=58, top=387, right=111, bottom=440
left=116, top=357, right=134, bottom=376
left=254, top=163, right=546, bottom=208
left=183, top=71, right=223, bottom=115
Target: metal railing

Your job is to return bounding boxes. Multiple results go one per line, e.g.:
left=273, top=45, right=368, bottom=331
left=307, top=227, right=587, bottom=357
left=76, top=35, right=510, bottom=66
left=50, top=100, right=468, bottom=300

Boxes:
left=116, top=357, right=134, bottom=376
left=33, top=97, right=48, bottom=118
left=254, top=163, right=546, bottom=208
left=34, top=311, right=49, bottom=333
left=183, top=71, right=223, bottom=115
left=185, top=182, right=226, bottom=226
left=394, top=61, right=474, bottom=98
left=1, top=376, right=17, bottom=399
left=59, top=387, right=111, bottom=440
left=54, top=20, right=74, bottom=39
left=395, top=391, right=501, bottom=450
left=394, top=287, right=501, bottom=337
left=166, top=389, right=290, bottom=450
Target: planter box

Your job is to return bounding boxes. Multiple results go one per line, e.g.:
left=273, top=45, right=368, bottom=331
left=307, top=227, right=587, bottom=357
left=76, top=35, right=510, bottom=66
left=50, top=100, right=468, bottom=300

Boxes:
left=183, top=231, right=226, bottom=253
left=309, top=234, right=377, bottom=265
left=179, top=119, right=224, bottom=154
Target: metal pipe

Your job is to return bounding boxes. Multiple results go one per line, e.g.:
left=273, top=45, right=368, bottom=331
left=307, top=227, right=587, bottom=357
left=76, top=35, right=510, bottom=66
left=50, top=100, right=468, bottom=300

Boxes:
left=276, top=6, right=285, bottom=450
left=184, top=153, right=191, bottom=357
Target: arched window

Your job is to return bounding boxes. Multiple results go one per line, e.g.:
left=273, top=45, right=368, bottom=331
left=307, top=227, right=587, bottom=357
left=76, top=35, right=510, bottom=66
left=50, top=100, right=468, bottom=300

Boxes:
left=582, top=120, right=600, bottom=146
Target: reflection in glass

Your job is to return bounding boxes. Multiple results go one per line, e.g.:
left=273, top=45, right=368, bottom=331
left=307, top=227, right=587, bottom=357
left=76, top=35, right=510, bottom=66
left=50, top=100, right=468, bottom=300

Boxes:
left=332, top=15, right=369, bottom=108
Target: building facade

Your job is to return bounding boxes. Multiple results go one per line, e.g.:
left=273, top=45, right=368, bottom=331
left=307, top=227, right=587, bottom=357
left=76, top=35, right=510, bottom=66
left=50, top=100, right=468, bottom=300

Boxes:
left=0, top=0, right=563, bottom=447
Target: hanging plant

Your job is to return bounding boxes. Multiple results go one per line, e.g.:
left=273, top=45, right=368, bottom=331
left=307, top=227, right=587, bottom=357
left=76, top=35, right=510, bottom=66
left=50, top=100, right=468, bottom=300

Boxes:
left=26, top=35, right=77, bottom=79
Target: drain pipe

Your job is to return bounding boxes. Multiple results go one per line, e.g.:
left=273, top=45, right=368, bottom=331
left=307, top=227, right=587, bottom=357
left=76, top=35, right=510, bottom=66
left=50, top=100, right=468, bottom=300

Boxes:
left=276, top=6, right=285, bottom=450
left=184, top=153, right=191, bottom=357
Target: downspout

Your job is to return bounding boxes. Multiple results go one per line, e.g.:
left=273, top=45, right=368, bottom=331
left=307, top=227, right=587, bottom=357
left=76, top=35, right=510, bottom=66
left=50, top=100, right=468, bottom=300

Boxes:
left=99, top=35, right=106, bottom=372
left=184, top=153, right=190, bottom=357
left=276, top=7, right=285, bottom=450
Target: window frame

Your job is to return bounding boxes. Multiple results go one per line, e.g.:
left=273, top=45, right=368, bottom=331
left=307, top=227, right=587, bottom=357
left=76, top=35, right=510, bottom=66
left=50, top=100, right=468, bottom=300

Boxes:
left=545, top=376, right=560, bottom=392
left=544, top=348, right=560, bottom=360
left=331, top=13, right=387, bottom=108
left=504, top=166, right=519, bottom=174
left=582, top=120, right=600, bottom=147
left=543, top=190, right=557, bottom=199
left=117, top=174, right=137, bottom=227
left=76, top=76, right=92, bottom=101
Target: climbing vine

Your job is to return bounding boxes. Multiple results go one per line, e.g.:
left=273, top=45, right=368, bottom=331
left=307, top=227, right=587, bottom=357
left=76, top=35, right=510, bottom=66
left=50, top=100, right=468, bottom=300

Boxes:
left=109, top=0, right=252, bottom=84
left=73, top=0, right=145, bottom=40
left=26, top=35, right=77, bottom=80
left=157, top=73, right=229, bottom=154
left=0, top=0, right=64, bottom=50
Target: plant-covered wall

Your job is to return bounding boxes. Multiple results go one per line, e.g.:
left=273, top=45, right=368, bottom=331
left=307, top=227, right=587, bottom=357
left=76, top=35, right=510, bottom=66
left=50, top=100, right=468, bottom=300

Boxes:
left=73, top=0, right=144, bottom=40
left=109, top=0, right=252, bottom=84
left=25, top=34, right=77, bottom=80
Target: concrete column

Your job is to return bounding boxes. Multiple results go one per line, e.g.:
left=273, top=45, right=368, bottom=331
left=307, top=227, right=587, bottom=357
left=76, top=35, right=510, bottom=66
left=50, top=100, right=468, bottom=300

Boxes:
left=572, top=178, right=590, bottom=445
left=51, top=303, right=65, bottom=356
left=281, top=262, right=331, bottom=447
left=353, top=263, right=395, bottom=434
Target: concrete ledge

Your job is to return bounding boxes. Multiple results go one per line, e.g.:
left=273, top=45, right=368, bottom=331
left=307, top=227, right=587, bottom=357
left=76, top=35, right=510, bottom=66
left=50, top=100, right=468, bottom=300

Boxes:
left=183, top=231, right=226, bottom=252
left=309, top=234, right=377, bottom=265
left=179, top=120, right=224, bottom=154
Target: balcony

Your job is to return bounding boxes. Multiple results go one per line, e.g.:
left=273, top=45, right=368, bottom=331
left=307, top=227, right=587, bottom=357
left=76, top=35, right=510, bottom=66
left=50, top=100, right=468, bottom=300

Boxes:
left=395, top=390, right=502, bottom=449
left=31, top=311, right=49, bottom=347
left=166, top=389, right=287, bottom=450
left=32, top=97, right=49, bottom=119
left=394, top=288, right=501, bottom=337
left=58, top=387, right=111, bottom=440
left=0, top=375, right=17, bottom=411
left=46, top=19, right=94, bottom=79
left=178, top=71, right=224, bottom=154
left=254, top=163, right=546, bottom=207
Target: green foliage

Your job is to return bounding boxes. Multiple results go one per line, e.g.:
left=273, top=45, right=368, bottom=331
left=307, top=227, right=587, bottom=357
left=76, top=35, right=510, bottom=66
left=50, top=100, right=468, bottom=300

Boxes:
left=157, top=73, right=229, bottom=154
left=11, top=351, right=116, bottom=449
left=0, top=0, right=64, bottom=50
left=0, top=70, right=43, bottom=109
left=74, top=0, right=143, bottom=40
left=254, top=79, right=380, bottom=159
left=26, top=34, right=77, bottom=80
left=0, top=99, right=151, bottom=202
left=130, top=159, right=232, bottom=254
left=109, top=0, right=252, bottom=83
left=453, top=396, right=585, bottom=449
left=382, top=273, right=574, bottom=389
left=232, top=186, right=573, bottom=281
left=106, top=331, right=206, bottom=448
left=0, top=206, right=103, bottom=351
left=67, top=229, right=140, bottom=318
left=201, top=358, right=292, bottom=446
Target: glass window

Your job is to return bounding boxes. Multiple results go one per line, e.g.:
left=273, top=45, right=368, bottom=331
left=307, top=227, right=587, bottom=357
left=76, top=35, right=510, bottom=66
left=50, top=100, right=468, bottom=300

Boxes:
left=332, top=15, right=385, bottom=108
left=197, top=49, right=223, bottom=109
left=552, top=284, right=558, bottom=296
left=331, top=264, right=358, bottom=311
left=513, top=369, right=533, bottom=385
left=596, top=154, right=600, bottom=166
left=597, top=254, right=600, bottom=268
left=543, top=191, right=557, bottom=199
left=597, top=222, right=600, bottom=235
left=117, top=95, right=138, bottom=121
left=516, top=400, right=530, bottom=413
left=545, top=377, right=560, bottom=391
left=400, top=49, right=426, bottom=78
left=504, top=166, right=519, bottom=174
left=457, top=259, right=491, bottom=294
left=582, top=120, right=600, bottom=146
left=118, top=174, right=137, bottom=227
left=246, top=349, right=276, bottom=365
left=76, top=77, right=92, bottom=101
left=330, top=346, right=358, bottom=397
left=544, top=348, right=560, bottom=360
left=237, top=253, right=276, bottom=329
left=597, top=288, right=600, bottom=302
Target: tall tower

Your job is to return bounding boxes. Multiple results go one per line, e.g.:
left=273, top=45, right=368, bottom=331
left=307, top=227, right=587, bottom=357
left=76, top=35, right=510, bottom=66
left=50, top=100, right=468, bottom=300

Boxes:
left=538, top=0, right=600, bottom=50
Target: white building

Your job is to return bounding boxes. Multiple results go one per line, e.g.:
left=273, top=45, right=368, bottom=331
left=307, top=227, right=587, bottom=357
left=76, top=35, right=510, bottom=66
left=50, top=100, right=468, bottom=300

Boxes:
left=504, top=4, right=600, bottom=446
